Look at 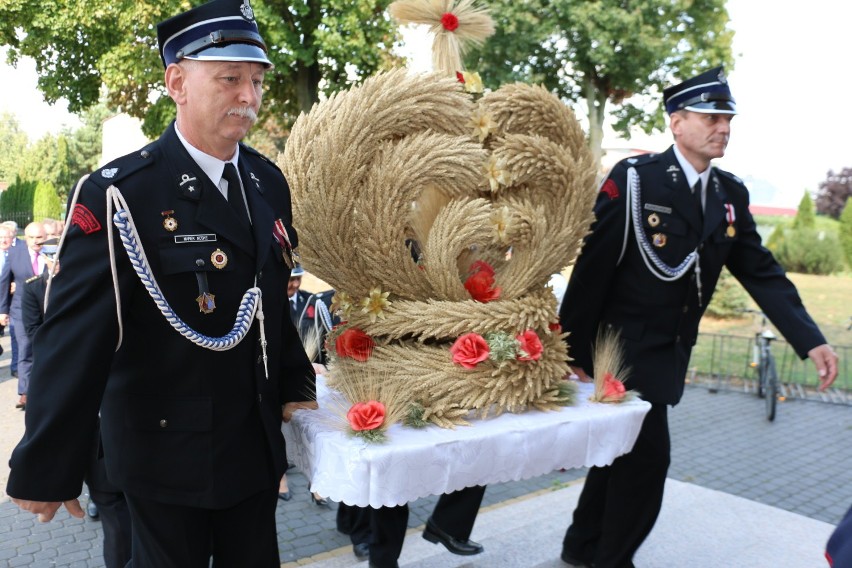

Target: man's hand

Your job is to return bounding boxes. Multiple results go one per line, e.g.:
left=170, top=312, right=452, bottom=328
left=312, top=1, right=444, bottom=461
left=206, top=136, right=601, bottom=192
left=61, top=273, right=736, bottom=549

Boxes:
left=11, top=498, right=84, bottom=523
left=282, top=401, right=318, bottom=423
left=311, top=363, right=327, bottom=375
left=569, top=366, right=593, bottom=382
left=0, top=314, right=8, bottom=326
left=808, top=344, right=839, bottom=391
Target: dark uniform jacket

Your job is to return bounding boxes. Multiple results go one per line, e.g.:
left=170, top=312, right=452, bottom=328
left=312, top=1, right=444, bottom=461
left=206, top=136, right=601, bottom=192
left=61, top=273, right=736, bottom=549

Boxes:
left=560, top=145, right=825, bottom=405
left=21, top=273, right=48, bottom=340
left=7, top=123, right=315, bottom=508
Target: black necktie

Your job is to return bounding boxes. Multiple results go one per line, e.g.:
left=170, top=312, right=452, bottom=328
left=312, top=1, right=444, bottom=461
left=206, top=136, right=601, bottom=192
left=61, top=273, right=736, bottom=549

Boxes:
left=223, top=163, right=250, bottom=227
left=692, top=179, right=704, bottom=228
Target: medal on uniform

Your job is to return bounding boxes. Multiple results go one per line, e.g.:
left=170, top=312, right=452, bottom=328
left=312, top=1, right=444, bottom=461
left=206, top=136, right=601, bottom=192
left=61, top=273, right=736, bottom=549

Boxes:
left=272, top=219, right=295, bottom=268
left=647, top=213, right=660, bottom=227
left=194, top=272, right=215, bottom=313
left=652, top=233, right=667, bottom=248
left=211, top=248, right=228, bottom=269
left=724, top=203, right=736, bottom=238
left=161, top=210, right=178, bottom=232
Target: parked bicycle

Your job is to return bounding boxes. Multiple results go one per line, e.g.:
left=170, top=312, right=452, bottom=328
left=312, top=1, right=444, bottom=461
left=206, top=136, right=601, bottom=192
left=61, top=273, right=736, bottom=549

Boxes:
left=742, top=308, right=780, bottom=421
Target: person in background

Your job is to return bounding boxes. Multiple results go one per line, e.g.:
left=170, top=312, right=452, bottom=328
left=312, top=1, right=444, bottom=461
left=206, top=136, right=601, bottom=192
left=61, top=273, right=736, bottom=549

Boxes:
left=558, top=67, right=838, bottom=568
left=1, top=221, right=20, bottom=380
left=0, top=221, right=47, bottom=410
left=5, top=1, right=317, bottom=566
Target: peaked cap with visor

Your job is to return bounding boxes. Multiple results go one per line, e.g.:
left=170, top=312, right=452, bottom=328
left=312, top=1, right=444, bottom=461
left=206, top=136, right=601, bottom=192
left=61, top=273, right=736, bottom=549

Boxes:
left=663, top=66, right=736, bottom=115
left=157, top=0, right=273, bottom=69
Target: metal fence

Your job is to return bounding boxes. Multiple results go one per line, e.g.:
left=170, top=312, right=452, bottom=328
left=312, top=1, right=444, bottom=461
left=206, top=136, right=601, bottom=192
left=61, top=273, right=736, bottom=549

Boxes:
left=688, top=333, right=852, bottom=404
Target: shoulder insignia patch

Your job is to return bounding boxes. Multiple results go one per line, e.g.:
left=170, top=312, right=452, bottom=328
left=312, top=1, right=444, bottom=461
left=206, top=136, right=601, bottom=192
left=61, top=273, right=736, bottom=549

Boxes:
left=600, top=179, right=620, bottom=200
left=71, top=204, right=102, bottom=235
left=101, top=167, right=119, bottom=178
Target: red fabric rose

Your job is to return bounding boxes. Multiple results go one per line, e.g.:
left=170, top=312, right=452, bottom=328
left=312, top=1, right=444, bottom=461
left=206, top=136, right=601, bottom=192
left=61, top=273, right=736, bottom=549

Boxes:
left=347, top=400, right=386, bottom=431
left=441, top=12, right=459, bottom=31
left=602, top=372, right=626, bottom=400
left=516, top=329, right=543, bottom=361
left=464, top=261, right=501, bottom=302
left=306, top=304, right=315, bottom=319
left=468, top=260, right=495, bottom=277
left=450, top=333, right=490, bottom=369
left=548, top=322, right=562, bottom=333
left=335, top=328, right=375, bottom=362
left=456, top=71, right=465, bottom=84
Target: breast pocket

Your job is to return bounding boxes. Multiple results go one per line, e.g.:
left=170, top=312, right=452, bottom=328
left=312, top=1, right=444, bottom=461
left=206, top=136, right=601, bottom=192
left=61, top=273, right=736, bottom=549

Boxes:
left=159, top=242, right=234, bottom=275
left=642, top=212, right=693, bottom=265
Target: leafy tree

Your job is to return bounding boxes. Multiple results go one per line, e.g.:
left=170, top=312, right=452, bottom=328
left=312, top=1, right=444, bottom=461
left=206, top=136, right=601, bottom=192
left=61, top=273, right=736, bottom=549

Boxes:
left=32, top=180, right=63, bottom=221
left=705, top=267, right=748, bottom=319
left=839, top=201, right=852, bottom=269
left=0, top=113, right=29, bottom=184
left=0, top=176, right=36, bottom=226
left=815, top=167, right=851, bottom=219
left=466, top=0, right=734, bottom=162
left=792, top=191, right=815, bottom=230
left=0, top=1, right=402, bottom=138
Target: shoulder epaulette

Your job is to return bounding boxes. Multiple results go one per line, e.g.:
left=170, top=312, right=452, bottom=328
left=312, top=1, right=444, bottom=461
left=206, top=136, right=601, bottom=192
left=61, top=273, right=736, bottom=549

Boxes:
left=714, top=168, right=746, bottom=187
left=623, top=152, right=660, bottom=168
left=87, top=141, right=159, bottom=189
left=25, top=275, right=41, bottom=284
left=241, top=143, right=283, bottom=173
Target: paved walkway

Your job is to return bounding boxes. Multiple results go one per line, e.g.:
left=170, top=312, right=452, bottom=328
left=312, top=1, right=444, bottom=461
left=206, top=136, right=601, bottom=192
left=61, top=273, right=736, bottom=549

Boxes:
left=1, top=328, right=850, bottom=566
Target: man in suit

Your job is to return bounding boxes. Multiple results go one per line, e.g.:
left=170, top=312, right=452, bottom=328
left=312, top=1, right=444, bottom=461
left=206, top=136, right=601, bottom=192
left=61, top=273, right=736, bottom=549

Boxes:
left=6, top=1, right=317, bottom=566
left=0, top=221, right=20, bottom=379
left=559, top=67, right=838, bottom=568
left=0, top=221, right=48, bottom=410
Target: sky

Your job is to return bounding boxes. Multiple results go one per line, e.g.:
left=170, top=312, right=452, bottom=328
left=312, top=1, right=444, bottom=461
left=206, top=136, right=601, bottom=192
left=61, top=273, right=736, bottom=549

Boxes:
left=1, top=1, right=850, bottom=208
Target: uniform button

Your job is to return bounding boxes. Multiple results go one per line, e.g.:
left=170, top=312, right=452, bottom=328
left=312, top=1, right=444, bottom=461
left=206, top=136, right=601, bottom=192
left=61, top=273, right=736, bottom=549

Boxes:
left=683, top=306, right=688, bottom=313
left=698, top=243, right=704, bottom=251
left=258, top=394, right=263, bottom=403
left=159, top=419, right=168, bottom=428
left=196, top=259, right=205, bottom=267
left=258, top=271, right=263, bottom=280
left=257, top=355, right=262, bottom=364
left=141, top=150, right=150, bottom=158
left=675, top=335, right=681, bottom=343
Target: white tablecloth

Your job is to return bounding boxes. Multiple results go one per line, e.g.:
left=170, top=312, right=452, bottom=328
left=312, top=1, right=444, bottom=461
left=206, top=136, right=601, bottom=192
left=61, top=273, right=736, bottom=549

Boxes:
left=283, top=378, right=651, bottom=508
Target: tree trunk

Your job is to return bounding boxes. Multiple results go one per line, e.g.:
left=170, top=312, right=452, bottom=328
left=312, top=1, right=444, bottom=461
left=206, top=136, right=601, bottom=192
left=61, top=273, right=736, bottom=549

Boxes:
left=295, top=62, right=321, bottom=114
left=584, top=78, right=607, bottom=170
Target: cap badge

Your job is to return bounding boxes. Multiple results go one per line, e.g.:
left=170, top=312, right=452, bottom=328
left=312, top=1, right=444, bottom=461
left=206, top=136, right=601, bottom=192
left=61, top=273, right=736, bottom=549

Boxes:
left=717, top=69, right=727, bottom=84
left=101, top=168, right=119, bottom=179
left=240, top=0, right=255, bottom=22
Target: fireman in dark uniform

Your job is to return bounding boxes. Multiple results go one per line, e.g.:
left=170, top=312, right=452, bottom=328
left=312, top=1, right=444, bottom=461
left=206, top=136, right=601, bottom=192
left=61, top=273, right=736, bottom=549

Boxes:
left=6, top=1, right=317, bottom=566
left=559, top=67, right=838, bottom=567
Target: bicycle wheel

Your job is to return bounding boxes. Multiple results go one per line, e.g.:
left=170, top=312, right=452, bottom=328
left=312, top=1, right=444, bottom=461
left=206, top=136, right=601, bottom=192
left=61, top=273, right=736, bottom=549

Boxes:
left=763, top=354, right=778, bottom=422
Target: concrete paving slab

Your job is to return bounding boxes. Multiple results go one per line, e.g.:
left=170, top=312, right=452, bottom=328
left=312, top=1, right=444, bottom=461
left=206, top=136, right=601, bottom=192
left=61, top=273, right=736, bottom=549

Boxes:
left=289, top=478, right=834, bottom=568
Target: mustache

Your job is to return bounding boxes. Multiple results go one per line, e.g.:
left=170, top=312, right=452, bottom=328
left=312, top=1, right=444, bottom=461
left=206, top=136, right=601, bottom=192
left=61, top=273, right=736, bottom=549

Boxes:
left=227, top=107, right=258, bottom=123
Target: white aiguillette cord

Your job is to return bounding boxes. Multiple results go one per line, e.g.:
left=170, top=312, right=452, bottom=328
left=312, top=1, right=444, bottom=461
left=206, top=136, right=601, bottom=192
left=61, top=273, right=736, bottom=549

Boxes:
left=46, top=175, right=269, bottom=378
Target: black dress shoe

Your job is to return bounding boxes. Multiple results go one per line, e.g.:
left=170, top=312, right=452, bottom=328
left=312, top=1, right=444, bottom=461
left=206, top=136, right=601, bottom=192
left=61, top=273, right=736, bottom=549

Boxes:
left=561, top=547, right=594, bottom=567
left=422, top=517, right=483, bottom=556
left=352, top=542, right=369, bottom=561
left=87, top=501, right=100, bottom=520
left=310, top=492, right=330, bottom=508
left=277, top=491, right=291, bottom=501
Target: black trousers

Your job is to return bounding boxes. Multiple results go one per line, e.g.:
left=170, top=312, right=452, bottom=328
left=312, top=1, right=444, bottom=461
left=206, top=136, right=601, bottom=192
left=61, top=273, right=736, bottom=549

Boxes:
left=337, top=485, right=486, bottom=568
left=563, top=403, right=671, bottom=568
left=124, top=487, right=279, bottom=568
left=89, top=487, right=132, bottom=568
